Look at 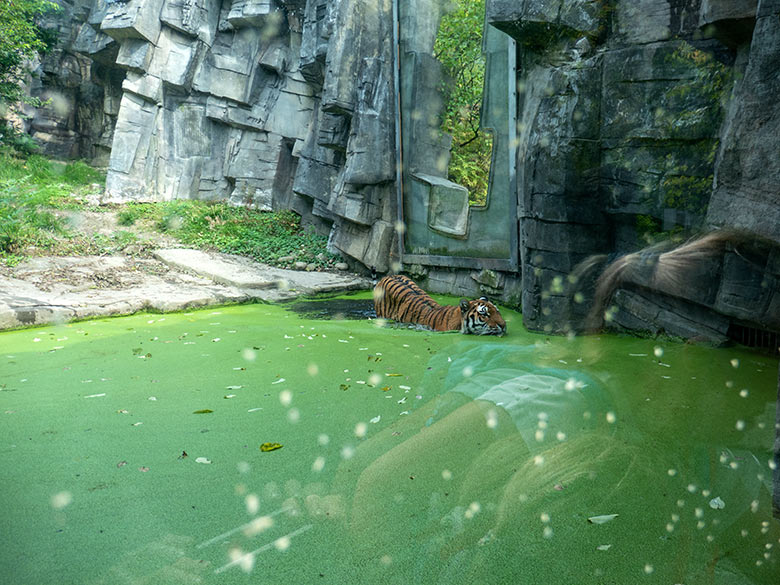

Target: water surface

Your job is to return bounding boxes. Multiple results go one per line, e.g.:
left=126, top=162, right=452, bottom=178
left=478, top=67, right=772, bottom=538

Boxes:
left=1, top=295, right=778, bottom=584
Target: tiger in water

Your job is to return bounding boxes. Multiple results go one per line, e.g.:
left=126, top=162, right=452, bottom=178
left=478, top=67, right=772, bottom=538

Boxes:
left=373, top=274, right=507, bottom=335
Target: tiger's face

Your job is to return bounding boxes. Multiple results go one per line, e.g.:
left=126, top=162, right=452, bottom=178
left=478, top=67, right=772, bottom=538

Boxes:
left=459, top=297, right=507, bottom=336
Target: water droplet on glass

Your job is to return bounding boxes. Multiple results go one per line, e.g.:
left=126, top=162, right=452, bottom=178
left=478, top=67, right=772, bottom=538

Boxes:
left=354, top=422, right=367, bottom=438
left=245, top=494, right=259, bottom=515
left=51, top=491, right=72, bottom=510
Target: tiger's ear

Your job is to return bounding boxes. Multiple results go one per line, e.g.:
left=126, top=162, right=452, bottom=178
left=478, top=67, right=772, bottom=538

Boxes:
left=460, top=299, right=470, bottom=313
left=479, top=296, right=488, bottom=302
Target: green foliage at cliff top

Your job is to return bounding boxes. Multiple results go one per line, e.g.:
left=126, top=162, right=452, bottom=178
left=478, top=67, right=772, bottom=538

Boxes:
left=0, top=0, right=59, bottom=107
left=434, top=0, right=492, bottom=206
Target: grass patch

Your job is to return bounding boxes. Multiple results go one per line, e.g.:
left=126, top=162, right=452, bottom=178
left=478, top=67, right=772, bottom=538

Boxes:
left=0, top=154, right=339, bottom=269
left=0, top=153, right=106, bottom=260
left=133, top=200, right=339, bottom=269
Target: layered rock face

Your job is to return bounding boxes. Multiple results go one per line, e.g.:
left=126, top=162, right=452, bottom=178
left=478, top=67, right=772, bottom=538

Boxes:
left=486, top=0, right=779, bottom=345
left=36, top=0, right=396, bottom=272
left=24, top=0, right=780, bottom=343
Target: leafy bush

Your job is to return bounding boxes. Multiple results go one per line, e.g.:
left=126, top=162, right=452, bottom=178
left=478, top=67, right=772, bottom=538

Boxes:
left=0, top=154, right=335, bottom=269
left=434, top=0, right=492, bottom=206
left=63, top=160, right=104, bottom=185
left=0, top=176, right=63, bottom=254
left=146, top=201, right=337, bottom=268
left=0, top=154, right=106, bottom=259
left=117, top=207, right=141, bottom=227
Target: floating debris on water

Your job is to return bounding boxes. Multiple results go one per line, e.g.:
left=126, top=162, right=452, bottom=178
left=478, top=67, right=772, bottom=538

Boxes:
left=588, top=514, right=618, bottom=525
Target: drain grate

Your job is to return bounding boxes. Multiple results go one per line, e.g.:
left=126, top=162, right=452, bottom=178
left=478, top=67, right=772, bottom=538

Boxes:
left=727, top=322, right=779, bottom=353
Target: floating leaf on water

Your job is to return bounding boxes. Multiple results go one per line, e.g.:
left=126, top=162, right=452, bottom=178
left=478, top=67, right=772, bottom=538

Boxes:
left=272, top=378, right=285, bottom=385
left=588, top=514, right=618, bottom=525
left=117, top=460, right=128, bottom=468
left=397, top=397, right=407, bottom=404
left=370, top=415, right=381, bottom=424
left=224, top=394, right=236, bottom=399
left=260, top=442, right=283, bottom=452
left=709, top=496, right=725, bottom=510
left=193, top=409, right=214, bottom=414
left=340, top=384, right=350, bottom=391
left=381, top=386, right=391, bottom=392
left=195, top=457, right=211, bottom=464
left=148, top=396, right=157, bottom=401
left=131, top=422, right=143, bottom=426
left=385, top=373, right=402, bottom=377
left=139, top=466, right=150, bottom=472
left=178, top=451, right=188, bottom=459
left=84, top=393, right=106, bottom=398
left=553, top=483, right=565, bottom=491
left=596, top=544, right=612, bottom=551
left=226, top=385, right=243, bottom=390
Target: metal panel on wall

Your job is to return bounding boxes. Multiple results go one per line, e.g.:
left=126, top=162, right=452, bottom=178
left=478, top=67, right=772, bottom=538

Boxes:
left=394, top=0, right=517, bottom=271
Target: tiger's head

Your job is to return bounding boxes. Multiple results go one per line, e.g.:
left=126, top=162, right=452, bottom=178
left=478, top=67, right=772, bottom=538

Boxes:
left=459, top=297, right=507, bottom=336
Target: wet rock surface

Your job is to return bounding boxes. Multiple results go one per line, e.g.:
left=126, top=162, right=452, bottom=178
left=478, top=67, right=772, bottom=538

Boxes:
left=0, top=250, right=370, bottom=331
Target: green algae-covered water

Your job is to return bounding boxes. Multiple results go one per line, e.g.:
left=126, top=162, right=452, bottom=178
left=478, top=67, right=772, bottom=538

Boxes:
left=1, top=295, right=778, bottom=584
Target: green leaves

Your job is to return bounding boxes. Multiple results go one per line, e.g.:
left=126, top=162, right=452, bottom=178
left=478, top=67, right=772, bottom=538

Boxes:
left=144, top=201, right=337, bottom=269
left=0, top=0, right=60, bottom=106
left=432, top=0, right=492, bottom=206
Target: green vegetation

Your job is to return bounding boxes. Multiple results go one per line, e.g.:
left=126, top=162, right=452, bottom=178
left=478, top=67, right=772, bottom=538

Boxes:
left=633, top=42, right=730, bottom=246
left=655, top=43, right=730, bottom=222
left=0, top=153, right=337, bottom=269
left=433, top=0, right=492, bottom=206
left=0, top=153, right=103, bottom=261
left=0, top=0, right=60, bottom=151
left=126, top=200, right=339, bottom=269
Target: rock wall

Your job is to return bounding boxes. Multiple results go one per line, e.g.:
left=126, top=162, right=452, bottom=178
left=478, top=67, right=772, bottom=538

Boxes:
left=32, top=0, right=397, bottom=272
left=22, top=0, right=780, bottom=340
left=482, top=0, right=779, bottom=342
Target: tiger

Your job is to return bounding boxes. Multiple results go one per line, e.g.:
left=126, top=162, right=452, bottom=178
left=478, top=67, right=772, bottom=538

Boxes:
left=373, top=274, right=507, bottom=335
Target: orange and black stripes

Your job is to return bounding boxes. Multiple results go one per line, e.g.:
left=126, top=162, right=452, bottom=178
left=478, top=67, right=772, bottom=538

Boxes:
left=374, top=275, right=460, bottom=331
left=373, top=275, right=507, bottom=335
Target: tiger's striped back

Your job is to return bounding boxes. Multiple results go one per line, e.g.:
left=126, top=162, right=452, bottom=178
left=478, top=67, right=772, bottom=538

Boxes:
left=373, top=275, right=506, bottom=335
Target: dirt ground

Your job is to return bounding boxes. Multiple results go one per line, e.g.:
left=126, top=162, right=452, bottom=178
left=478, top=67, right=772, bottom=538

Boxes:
left=0, top=208, right=181, bottom=290
left=0, top=208, right=371, bottom=330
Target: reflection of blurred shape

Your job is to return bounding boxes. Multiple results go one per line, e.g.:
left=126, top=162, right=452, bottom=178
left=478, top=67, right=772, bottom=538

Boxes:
left=579, top=230, right=780, bottom=346
left=330, top=342, right=627, bottom=582
left=434, top=342, right=613, bottom=452
left=332, top=341, right=778, bottom=583
left=194, top=500, right=316, bottom=576
left=90, top=533, right=205, bottom=584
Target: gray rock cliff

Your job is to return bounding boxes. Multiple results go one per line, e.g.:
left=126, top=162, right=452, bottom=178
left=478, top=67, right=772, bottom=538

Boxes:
left=18, top=0, right=780, bottom=344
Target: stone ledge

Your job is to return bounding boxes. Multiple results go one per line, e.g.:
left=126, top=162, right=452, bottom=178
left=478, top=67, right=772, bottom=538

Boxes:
left=0, top=251, right=371, bottom=331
